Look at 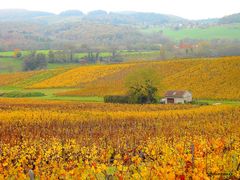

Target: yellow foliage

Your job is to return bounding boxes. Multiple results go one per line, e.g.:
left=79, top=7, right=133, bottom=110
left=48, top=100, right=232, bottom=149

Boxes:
left=30, top=64, right=133, bottom=88
left=57, top=57, right=240, bottom=100
left=0, top=98, right=239, bottom=179
left=1, top=56, right=239, bottom=100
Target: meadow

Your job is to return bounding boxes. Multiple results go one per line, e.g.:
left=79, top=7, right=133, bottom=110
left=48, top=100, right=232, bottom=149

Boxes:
left=0, top=57, right=79, bottom=74
left=0, top=98, right=239, bottom=179
left=0, top=58, right=22, bottom=73
left=140, top=23, right=240, bottom=41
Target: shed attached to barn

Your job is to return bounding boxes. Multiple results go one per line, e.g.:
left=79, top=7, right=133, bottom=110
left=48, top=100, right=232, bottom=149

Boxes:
left=163, top=90, right=192, bottom=104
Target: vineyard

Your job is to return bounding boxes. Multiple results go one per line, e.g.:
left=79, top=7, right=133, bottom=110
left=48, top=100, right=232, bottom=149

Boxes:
left=0, top=67, right=70, bottom=88
left=57, top=57, right=240, bottom=100
left=0, top=98, right=239, bottom=179
left=30, top=64, right=133, bottom=89
left=0, top=56, right=239, bottom=100
left=1, top=3, right=240, bottom=180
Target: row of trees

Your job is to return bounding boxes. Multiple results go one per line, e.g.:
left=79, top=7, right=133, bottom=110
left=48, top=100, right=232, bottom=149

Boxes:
left=48, top=50, right=75, bottom=63
left=19, top=38, right=240, bottom=71
left=46, top=50, right=121, bottom=63
left=22, top=50, right=122, bottom=71
left=23, top=50, right=102, bottom=66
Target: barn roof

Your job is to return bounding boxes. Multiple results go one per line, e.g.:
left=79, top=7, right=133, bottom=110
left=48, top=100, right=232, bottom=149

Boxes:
left=165, top=90, right=191, bottom=98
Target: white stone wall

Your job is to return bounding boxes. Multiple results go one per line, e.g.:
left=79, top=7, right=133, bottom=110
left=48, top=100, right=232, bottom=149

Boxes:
left=183, top=92, right=192, bottom=102
left=184, top=96, right=192, bottom=102
left=174, top=98, right=185, bottom=104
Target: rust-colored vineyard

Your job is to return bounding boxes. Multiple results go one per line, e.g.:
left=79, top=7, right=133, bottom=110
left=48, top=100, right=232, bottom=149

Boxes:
left=0, top=98, right=239, bottom=179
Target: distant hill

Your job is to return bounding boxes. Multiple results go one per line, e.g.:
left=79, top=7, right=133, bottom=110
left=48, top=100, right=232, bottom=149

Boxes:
left=84, top=11, right=187, bottom=25
left=87, top=10, right=108, bottom=17
left=195, top=18, right=219, bottom=24
left=0, top=9, right=239, bottom=25
left=0, top=21, right=162, bottom=51
left=219, top=13, right=240, bottom=24
left=0, top=9, right=184, bottom=51
left=0, top=9, right=186, bottom=25
left=0, top=9, right=240, bottom=52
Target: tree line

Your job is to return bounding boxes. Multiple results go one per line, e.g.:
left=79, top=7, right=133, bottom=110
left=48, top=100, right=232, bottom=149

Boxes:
left=22, top=50, right=122, bottom=71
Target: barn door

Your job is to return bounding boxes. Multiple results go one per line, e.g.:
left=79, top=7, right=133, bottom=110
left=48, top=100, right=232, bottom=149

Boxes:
left=167, top=98, right=174, bottom=104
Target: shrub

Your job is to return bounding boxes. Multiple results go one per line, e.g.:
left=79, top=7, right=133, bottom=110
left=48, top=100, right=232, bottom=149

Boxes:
left=0, top=91, right=45, bottom=98
left=23, top=52, right=47, bottom=71
left=127, top=80, right=158, bottom=104
left=104, top=96, right=129, bottom=104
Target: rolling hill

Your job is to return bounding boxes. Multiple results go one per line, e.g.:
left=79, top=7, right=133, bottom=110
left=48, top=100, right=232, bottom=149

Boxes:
left=0, top=9, right=240, bottom=54
left=219, top=13, right=240, bottom=24
left=56, top=57, right=240, bottom=100
left=0, top=9, right=186, bottom=25
left=0, top=56, right=239, bottom=100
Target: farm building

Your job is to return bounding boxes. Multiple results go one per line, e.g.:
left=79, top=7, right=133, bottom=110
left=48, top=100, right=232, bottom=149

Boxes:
left=162, top=90, right=192, bottom=104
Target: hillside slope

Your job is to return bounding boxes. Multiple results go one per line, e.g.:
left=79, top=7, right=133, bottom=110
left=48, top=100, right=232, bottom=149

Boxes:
left=0, top=57, right=239, bottom=100
left=163, top=57, right=240, bottom=99
left=58, top=60, right=203, bottom=96
left=57, top=57, right=240, bottom=100
left=219, top=13, right=240, bottom=24
left=0, top=67, right=70, bottom=88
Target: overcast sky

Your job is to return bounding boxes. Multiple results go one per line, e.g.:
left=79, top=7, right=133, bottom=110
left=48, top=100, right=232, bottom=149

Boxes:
left=0, top=0, right=240, bottom=19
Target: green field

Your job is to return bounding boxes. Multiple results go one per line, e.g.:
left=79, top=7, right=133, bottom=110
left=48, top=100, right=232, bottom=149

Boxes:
left=0, top=58, right=22, bottom=73
left=140, top=23, right=240, bottom=41
left=0, top=50, right=163, bottom=73
left=0, top=50, right=52, bottom=57
left=0, top=50, right=111, bottom=59
left=0, top=87, right=103, bottom=102
left=0, top=57, right=80, bottom=73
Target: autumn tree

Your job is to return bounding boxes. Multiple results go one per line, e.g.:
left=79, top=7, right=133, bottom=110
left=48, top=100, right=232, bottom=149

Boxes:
left=23, top=52, right=47, bottom=71
left=125, top=67, right=161, bottom=104
left=13, top=48, right=22, bottom=58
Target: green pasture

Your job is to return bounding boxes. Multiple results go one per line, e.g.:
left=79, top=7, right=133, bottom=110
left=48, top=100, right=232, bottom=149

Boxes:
left=0, top=87, right=104, bottom=102
left=140, top=23, right=240, bottom=41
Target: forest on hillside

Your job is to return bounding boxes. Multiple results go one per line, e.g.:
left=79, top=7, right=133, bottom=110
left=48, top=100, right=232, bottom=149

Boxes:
left=0, top=9, right=240, bottom=60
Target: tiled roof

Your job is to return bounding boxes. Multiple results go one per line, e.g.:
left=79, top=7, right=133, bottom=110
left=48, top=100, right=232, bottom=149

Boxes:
left=165, top=90, right=190, bottom=98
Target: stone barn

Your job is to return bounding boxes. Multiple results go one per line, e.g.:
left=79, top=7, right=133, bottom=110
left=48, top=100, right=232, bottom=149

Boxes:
left=163, top=90, right=192, bottom=104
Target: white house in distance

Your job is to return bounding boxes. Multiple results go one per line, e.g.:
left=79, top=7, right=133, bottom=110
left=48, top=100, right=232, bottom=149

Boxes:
left=162, top=90, right=192, bottom=104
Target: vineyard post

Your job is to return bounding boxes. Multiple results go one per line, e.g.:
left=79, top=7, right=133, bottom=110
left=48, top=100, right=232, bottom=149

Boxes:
left=29, top=169, right=35, bottom=180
